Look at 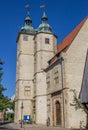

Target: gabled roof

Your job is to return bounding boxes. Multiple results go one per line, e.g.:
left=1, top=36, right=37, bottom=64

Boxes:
left=57, top=16, right=88, bottom=53
left=46, top=16, right=88, bottom=70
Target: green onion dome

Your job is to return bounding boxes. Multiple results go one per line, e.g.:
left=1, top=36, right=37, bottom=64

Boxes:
left=37, top=11, right=52, bottom=34
left=20, top=14, right=36, bottom=34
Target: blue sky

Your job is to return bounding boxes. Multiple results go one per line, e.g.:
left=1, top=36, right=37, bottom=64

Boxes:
left=0, top=0, right=88, bottom=98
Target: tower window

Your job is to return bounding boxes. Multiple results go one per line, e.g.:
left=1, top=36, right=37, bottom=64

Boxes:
left=24, top=86, right=31, bottom=96
left=45, top=38, right=49, bottom=44
left=23, top=35, right=28, bottom=41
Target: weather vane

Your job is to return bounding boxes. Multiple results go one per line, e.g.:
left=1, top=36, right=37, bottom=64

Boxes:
left=40, top=5, right=46, bottom=12
left=25, top=4, right=30, bottom=15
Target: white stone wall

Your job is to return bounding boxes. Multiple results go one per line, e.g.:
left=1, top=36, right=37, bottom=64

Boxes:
left=15, top=33, right=35, bottom=122
left=44, top=19, right=88, bottom=128
left=63, top=19, right=88, bottom=128
left=34, top=33, right=57, bottom=53
left=15, top=19, right=88, bottom=128
left=15, top=100, right=33, bottom=122
left=36, top=96, right=47, bottom=124
left=34, top=33, right=57, bottom=124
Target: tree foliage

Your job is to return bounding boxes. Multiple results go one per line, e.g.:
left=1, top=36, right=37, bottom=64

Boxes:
left=70, top=89, right=88, bottom=114
left=0, top=59, right=14, bottom=112
left=0, top=59, right=6, bottom=98
left=70, top=89, right=88, bottom=129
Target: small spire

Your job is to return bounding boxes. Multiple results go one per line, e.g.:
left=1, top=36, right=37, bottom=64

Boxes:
left=40, top=5, right=48, bottom=22
left=25, top=4, right=30, bottom=15
left=38, top=5, right=52, bottom=33
left=20, top=4, right=36, bottom=34
left=25, top=4, right=32, bottom=25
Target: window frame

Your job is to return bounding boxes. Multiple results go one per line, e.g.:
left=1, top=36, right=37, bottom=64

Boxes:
left=45, top=38, right=50, bottom=44
left=23, top=35, right=28, bottom=41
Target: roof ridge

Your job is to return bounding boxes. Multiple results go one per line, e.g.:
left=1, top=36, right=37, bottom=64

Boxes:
left=57, top=16, right=88, bottom=53
left=46, top=16, right=88, bottom=69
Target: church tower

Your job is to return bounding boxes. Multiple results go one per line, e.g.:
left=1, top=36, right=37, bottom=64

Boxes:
left=15, top=10, right=35, bottom=122
left=15, top=6, right=57, bottom=124
left=34, top=9, right=57, bottom=124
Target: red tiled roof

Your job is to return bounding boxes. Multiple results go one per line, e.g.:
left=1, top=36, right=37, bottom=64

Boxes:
left=57, top=16, right=88, bottom=53
left=46, top=16, right=88, bottom=70
left=47, top=56, right=58, bottom=69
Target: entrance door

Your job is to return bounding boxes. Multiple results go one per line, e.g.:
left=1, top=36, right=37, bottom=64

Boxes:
left=55, top=101, right=61, bottom=126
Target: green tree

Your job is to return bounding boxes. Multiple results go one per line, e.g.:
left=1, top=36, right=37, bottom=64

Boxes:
left=70, top=89, right=88, bottom=113
left=0, top=59, right=15, bottom=121
left=0, top=59, right=6, bottom=99
left=70, top=89, right=88, bottom=129
left=0, top=59, right=14, bottom=112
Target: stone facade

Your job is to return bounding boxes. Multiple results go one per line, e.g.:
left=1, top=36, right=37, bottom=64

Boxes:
left=33, top=33, right=57, bottom=124
left=63, top=19, right=88, bottom=128
left=15, top=10, right=88, bottom=129
left=45, top=18, right=88, bottom=128
left=15, top=34, right=35, bottom=122
left=14, top=13, right=57, bottom=124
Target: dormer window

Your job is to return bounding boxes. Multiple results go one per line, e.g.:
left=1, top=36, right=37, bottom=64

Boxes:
left=45, top=38, right=49, bottom=44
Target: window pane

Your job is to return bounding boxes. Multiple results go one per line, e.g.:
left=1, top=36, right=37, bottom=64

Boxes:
left=23, top=35, right=28, bottom=41
left=45, top=38, right=49, bottom=44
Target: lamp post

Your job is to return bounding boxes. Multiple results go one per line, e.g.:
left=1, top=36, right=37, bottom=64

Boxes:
left=21, top=101, right=24, bottom=128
